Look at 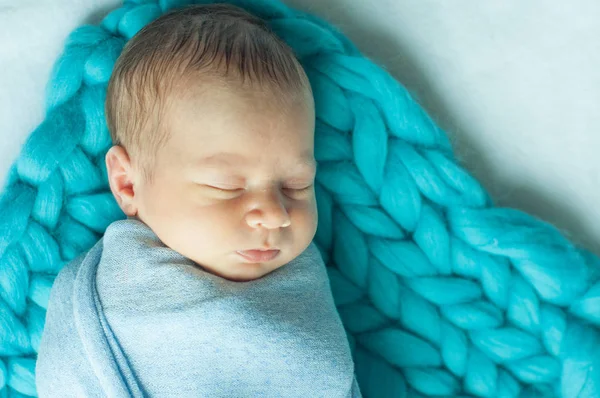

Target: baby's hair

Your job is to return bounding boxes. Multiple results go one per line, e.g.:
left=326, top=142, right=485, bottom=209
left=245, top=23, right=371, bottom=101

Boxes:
left=105, top=3, right=312, bottom=182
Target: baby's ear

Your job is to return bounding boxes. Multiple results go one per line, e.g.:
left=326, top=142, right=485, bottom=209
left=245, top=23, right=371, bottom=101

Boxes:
left=105, top=145, right=138, bottom=217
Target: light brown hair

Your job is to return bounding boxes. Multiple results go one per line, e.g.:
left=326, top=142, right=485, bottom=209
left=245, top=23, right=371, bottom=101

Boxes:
left=105, top=3, right=312, bottom=182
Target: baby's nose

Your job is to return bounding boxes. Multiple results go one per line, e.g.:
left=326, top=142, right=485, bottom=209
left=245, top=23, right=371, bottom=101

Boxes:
left=247, top=209, right=291, bottom=229
left=246, top=191, right=291, bottom=229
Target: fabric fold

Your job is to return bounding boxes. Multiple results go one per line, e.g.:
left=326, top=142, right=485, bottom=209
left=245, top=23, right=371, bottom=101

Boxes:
left=36, top=218, right=362, bottom=397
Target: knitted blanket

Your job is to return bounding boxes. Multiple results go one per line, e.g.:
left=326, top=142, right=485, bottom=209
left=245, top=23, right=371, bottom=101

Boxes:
left=0, top=0, right=599, bottom=396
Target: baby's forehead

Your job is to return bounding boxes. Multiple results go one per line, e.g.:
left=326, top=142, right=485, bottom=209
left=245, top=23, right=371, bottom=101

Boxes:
left=165, top=93, right=312, bottom=137
left=170, top=74, right=312, bottom=109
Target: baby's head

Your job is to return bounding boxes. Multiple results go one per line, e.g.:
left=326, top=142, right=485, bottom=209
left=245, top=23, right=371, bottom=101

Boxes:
left=104, top=4, right=317, bottom=282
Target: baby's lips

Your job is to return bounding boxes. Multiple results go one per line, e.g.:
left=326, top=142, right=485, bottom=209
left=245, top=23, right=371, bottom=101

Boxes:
left=236, top=249, right=280, bottom=262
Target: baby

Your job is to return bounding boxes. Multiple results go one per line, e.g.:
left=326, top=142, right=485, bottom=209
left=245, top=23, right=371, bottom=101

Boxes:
left=104, top=4, right=318, bottom=285
left=35, top=3, right=362, bottom=397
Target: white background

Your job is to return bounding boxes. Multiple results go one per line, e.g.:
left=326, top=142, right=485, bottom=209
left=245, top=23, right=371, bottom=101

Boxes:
left=1, top=0, right=598, bottom=255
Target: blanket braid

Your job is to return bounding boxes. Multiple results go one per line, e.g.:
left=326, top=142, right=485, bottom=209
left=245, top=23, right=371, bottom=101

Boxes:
left=0, top=0, right=598, bottom=396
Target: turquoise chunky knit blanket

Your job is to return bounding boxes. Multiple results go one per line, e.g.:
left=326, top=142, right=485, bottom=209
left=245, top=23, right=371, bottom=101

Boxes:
left=0, top=0, right=598, bottom=397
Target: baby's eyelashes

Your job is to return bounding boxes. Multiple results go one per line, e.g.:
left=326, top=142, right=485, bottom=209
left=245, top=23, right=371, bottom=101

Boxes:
left=199, top=184, right=314, bottom=198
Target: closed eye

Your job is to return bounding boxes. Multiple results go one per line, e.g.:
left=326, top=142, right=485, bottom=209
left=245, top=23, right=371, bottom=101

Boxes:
left=205, top=185, right=243, bottom=192
left=202, top=184, right=314, bottom=196
left=284, top=185, right=313, bottom=191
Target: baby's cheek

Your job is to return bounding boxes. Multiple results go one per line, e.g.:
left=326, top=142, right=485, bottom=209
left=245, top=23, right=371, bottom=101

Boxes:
left=297, top=195, right=318, bottom=218
left=290, top=204, right=318, bottom=234
left=185, top=200, right=237, bottom=229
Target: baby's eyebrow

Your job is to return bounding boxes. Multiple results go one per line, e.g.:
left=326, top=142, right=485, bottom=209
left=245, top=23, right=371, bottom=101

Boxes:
left=197, top=152, right=317, bottom=170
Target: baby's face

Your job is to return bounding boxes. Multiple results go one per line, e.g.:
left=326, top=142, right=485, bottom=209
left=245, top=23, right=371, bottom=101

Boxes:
left=133, top=82, right=318, bottom=282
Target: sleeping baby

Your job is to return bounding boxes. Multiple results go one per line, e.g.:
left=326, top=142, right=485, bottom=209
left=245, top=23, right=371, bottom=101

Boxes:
left=34, top=2, right=362, bottom=397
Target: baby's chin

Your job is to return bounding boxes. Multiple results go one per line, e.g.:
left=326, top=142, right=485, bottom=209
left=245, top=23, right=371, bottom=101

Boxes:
left=210, top=266, right=275, bottom=283
left=196, top=256, right=286, bottom=283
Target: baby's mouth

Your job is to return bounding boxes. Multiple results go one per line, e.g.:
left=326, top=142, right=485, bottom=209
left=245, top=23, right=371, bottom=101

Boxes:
left=235, top=249, right=280, bottom=263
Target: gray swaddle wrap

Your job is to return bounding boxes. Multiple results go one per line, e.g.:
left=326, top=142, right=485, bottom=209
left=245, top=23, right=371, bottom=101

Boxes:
left=35, top=218, right=362, bottom=397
